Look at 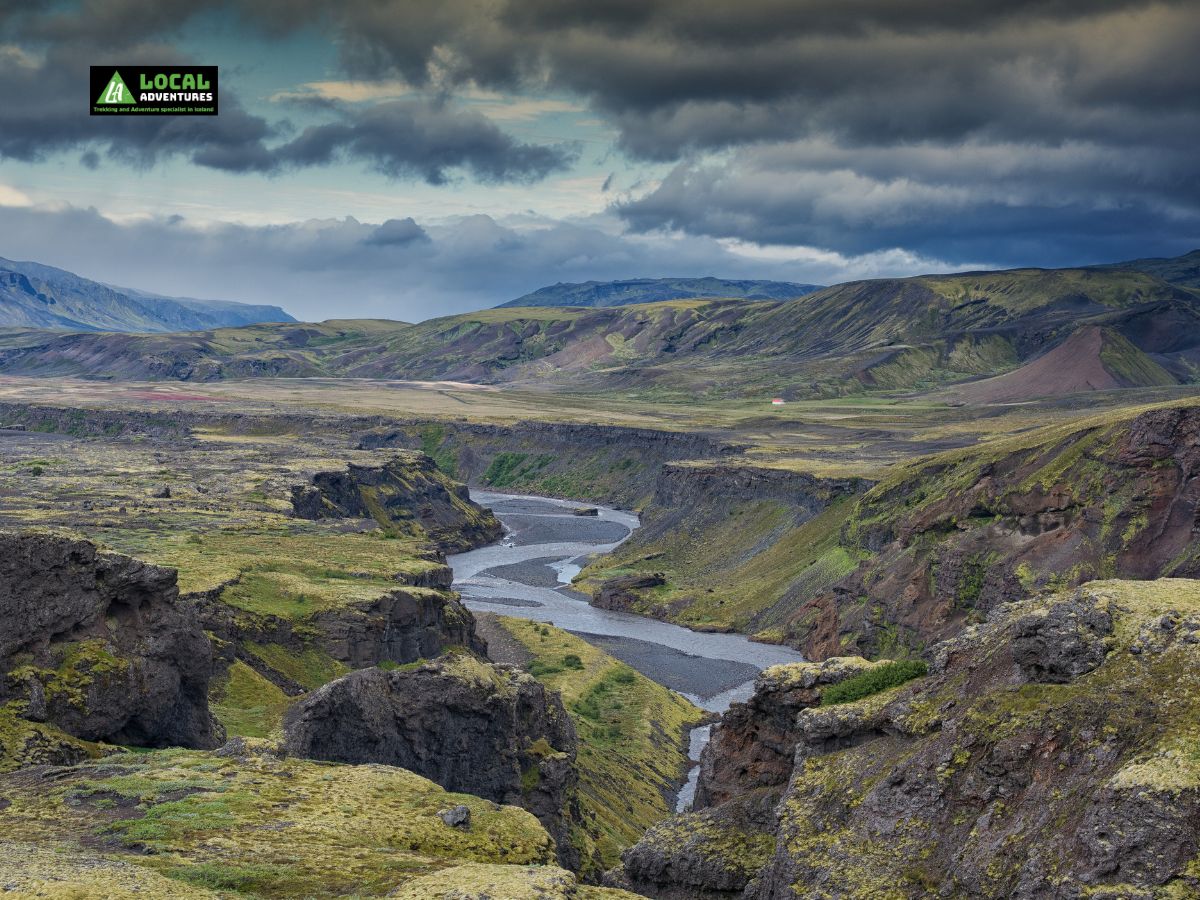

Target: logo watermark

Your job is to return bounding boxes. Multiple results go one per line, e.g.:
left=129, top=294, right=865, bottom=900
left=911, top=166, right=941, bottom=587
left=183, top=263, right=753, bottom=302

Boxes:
left=90, top=66, right=219, bottom=115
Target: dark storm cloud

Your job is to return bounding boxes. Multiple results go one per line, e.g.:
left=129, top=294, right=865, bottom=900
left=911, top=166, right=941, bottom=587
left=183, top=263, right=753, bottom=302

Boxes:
left=301, top=0, right=1200, bottom=156
left=0, top=41, right=279, bottom=170
left=275, top=99, right=577, bottom=184
left=4, top=0, right=1199, bottom=266
left=0, top=4, right=574, bottom=183
left=617, top=140, right=1200, bottom=266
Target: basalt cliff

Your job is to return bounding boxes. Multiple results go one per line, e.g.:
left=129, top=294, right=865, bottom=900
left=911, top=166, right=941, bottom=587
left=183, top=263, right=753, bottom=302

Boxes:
left=615, top=579, right=1200, bottom=898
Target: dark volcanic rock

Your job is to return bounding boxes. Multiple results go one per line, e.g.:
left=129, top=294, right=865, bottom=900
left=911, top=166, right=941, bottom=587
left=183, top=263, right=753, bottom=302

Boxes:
left=622, top=583, right=1200, bottom=898
left=1012, top=596, right=1113, bottom=682
left=694, top=657, right=878, bottom=810
left=592, top=573, right=666, bottom=612
left=283, top=653, right=582, bottom=869
left=291, top=451, right=502, bottom=552
left=0, top=531, right=220, bottom=750
left=620, top=791, right=779, bottom=899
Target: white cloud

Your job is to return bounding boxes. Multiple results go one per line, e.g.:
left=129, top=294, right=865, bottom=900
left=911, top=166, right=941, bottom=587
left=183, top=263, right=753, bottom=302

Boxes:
left=270, top=80, right=413, bottom=103
left=0, top=183, right=31, bottom=207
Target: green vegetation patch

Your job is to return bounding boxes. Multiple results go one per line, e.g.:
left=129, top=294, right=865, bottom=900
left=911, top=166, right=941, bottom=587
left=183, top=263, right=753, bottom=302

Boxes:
left=244, top=642, right=349, bottom=691
left=209, top=660, right=293, bottom=739
left=0, top=746, right=557, bottom=897
left=820, top=659, right=928, bottom=706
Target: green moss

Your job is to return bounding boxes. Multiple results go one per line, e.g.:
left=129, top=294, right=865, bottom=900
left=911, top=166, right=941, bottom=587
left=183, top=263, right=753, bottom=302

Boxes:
left=0, top=702, right=109, bottom=773
left=9, top=638, right=131, bottom=713
left=820, top=659, right=928, bottom=706
left=0, top=747, right=558, bottom=897
left=244, top=643, right=349, bottom=691
left=209, top=660, right=292, bottom=739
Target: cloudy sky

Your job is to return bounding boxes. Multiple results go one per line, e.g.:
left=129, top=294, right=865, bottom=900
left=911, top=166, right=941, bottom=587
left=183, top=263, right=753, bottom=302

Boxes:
left=1, top=0, right=1197, bottom=321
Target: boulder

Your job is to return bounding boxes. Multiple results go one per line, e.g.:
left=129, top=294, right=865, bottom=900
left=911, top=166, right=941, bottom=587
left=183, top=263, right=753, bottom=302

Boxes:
left=1012, top=593, right=1113, bottom=682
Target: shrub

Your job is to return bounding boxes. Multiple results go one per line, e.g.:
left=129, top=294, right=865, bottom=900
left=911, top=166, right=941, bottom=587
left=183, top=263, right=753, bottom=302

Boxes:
left=820, top=659, right=928, bottom=707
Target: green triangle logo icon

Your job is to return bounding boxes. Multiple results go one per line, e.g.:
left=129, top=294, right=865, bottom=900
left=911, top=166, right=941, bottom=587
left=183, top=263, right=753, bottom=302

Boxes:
left=96, top=70, right=135, bottom=105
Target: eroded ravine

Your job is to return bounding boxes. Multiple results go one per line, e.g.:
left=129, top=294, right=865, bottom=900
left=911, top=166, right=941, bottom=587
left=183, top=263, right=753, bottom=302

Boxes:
left=448, top=490, right=805, bottom=809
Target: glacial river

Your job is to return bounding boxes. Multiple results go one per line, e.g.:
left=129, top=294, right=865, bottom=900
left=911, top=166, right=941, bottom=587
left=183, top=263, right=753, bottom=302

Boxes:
left=448, top=491, right=805, bottom=809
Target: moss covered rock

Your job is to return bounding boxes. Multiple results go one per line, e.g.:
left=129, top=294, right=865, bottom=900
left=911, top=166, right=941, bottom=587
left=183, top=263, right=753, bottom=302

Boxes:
left=0, top=741, right=558, bottom=897
left=291, top=451, right=502, bottom=551
left=621, top=580, right=1200, bottom=898
left=0, top=531, right=220, bottom=760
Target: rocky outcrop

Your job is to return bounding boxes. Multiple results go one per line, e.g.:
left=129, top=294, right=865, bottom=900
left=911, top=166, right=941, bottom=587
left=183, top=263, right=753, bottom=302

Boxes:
left=1011, top=595, right=1114, bottom=682
left=283, top=653, right=584, bottom=870
left=0, top=532, right=220, bottom=752
left=291, top=451, right=502, bottom=551
left=592, top=573, right=666, bottom=612
left=189, top=579, right=485, bottom=691
left=694, top=657, right=878, bottom=810
left=786, top=402, right=1200, bottom=659
left=617, top=792, right=779, bottom=899
left=620, top=581, right=1200, bottom=898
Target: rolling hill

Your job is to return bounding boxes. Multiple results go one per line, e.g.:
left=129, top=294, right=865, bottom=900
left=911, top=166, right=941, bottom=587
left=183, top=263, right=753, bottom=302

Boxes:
left=1099, top=248, right=1200, bottom=290
left=498, top=276, right=821, bottom=308
left=0, top=256, right=295, bottom=332
left=0, top=265, right=1197, bottom=401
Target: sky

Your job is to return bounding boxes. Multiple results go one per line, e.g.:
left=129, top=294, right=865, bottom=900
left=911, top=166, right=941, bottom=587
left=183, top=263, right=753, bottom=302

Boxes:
left=0, top=0, right=1198, bottom=321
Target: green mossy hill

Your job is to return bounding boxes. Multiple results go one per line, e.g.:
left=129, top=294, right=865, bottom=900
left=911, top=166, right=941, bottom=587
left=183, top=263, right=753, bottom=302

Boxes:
left=622, top=579, right=1200, bottom=897
left=494, top=617, right=705, bottom=875
left=0, top=741, right=561, bottom=898
left=106, top=527, right=477, bottom=738
left=782, top=398, right=1200, bottom=659
left=107, top=527, right=446, bottom=600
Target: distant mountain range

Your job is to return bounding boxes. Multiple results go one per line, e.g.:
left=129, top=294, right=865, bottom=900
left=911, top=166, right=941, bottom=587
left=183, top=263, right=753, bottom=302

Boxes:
left=0, top=256, right=295, bottom=332
left=1, top=255, right=1198, bottom=403
left=497, top=277, right=822, bottom=308
left=0, top=249, right=1197, bottom=404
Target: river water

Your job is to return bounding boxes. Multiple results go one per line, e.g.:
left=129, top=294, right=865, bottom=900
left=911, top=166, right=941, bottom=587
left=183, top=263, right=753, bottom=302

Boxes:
left=448, top=491, right=805, bottom=809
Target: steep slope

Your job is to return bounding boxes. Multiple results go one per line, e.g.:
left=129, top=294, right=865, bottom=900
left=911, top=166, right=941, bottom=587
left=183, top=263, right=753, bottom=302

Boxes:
left=580, top=399, right=1200, bottom=658
left=616, top=580, right=1200, bottom=898
left=1100, top=247, right=1200, bottom=289
left=0, top=255, right=294, bottom=332
left=499, top=277, right=821, bottom=308
left=786, top=399, right=1200, bottom=659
